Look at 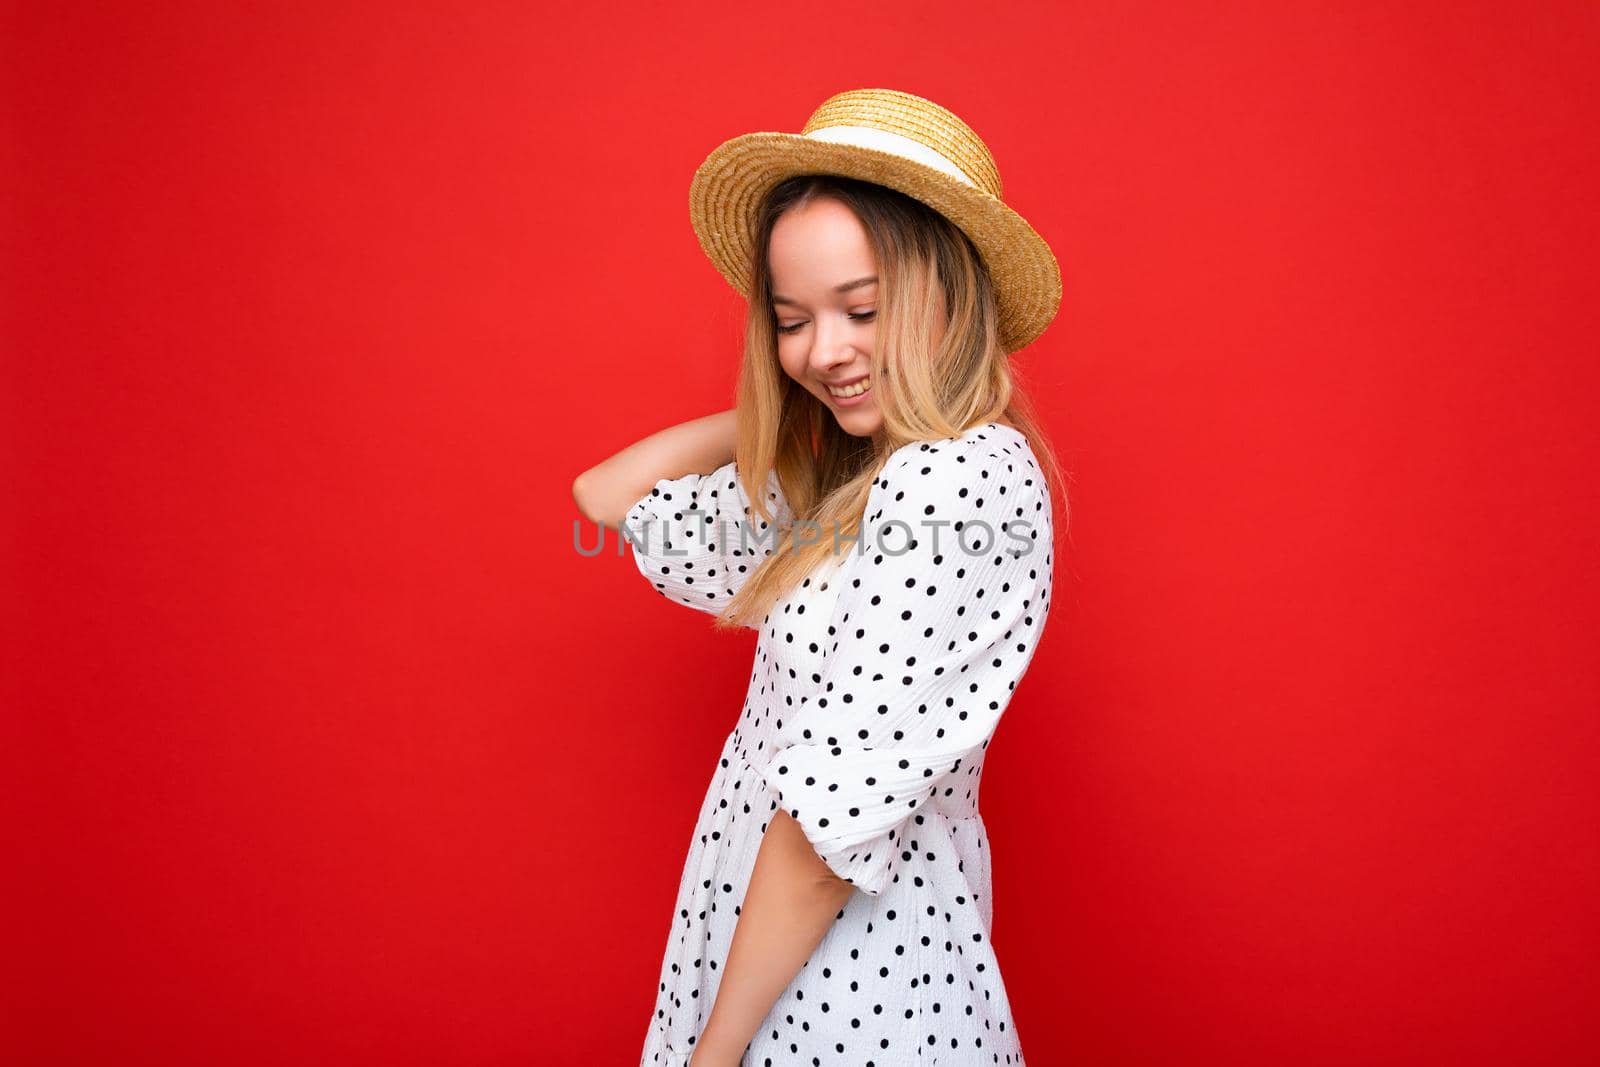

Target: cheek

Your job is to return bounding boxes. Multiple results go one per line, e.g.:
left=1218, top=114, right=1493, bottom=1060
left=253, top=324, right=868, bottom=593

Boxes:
left=777, top=346, right=808, bottom=384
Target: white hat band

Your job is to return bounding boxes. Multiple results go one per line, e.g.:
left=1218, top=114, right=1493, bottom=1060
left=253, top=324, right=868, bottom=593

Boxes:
left=802, top=125, right=978, bottom=189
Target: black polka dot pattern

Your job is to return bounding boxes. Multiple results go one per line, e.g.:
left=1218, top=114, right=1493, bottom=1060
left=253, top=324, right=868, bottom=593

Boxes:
left=754, top=429, right=1050, bottom=900
left=630, top=423, right=1051, bottom=1066
left=623, top=460, right=791, bottom=629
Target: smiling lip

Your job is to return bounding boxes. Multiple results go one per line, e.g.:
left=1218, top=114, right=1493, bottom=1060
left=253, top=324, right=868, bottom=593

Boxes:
left=822, top=374, right=869, bottom=388
left=826, top=374, right=874, bottom=407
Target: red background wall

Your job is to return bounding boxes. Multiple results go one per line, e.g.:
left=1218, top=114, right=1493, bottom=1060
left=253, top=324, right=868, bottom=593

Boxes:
left=6, top=2, right=1596, bottom=1063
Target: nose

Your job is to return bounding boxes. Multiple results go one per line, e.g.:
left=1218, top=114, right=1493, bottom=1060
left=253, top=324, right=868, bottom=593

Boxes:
left=808, top=319, right=862, bottom=376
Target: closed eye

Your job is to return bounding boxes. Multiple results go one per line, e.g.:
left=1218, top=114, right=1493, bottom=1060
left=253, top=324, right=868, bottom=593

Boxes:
left=776, top=310, right=876, bottom=336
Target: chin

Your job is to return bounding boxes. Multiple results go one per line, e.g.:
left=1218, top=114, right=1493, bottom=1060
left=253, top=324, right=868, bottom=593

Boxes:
left=829, top=405, right=883, bottom=438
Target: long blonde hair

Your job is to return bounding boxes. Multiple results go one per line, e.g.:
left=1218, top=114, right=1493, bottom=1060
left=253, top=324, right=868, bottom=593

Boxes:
left=713, top=174, right=1072, bottom=631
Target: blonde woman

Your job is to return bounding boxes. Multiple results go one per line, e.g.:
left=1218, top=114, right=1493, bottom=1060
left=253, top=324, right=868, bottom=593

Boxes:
left=574, top=89, right=1067, bottom=1066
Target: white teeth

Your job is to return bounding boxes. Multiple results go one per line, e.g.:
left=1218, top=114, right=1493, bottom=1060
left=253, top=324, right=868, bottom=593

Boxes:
left=827, top=375, right=872, bottom=398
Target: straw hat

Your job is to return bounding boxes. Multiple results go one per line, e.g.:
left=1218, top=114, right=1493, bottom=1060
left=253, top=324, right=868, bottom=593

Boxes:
left=688, top=87, right=1062, bottom=355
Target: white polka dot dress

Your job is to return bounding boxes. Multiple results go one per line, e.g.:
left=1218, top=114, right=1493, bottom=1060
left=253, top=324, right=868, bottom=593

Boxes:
left=624, top=422, right=1052, bottom=1066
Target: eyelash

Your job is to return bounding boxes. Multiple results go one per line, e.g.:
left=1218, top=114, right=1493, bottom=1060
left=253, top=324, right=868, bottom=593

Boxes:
left=775, top=310, right=877, bottom=335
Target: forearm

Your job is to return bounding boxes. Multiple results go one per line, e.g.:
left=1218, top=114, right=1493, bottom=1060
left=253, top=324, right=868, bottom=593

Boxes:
left=571, top=407, right=737, bottom=529
left=693, top=809, right=856, bottom=1061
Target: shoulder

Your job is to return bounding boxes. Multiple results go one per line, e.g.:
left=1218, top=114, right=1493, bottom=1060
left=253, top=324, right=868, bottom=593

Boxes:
left=850, top=424, right=1050, bottom=586
left=874, top=423, right=1041, bottom=509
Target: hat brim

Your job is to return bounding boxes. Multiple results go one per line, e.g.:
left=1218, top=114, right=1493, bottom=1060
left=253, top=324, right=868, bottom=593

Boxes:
left=689, top=132, right=1062, bottom=355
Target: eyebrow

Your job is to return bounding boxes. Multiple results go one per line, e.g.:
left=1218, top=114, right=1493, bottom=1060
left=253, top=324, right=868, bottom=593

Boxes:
left=770, top=275, right=879, bottom=307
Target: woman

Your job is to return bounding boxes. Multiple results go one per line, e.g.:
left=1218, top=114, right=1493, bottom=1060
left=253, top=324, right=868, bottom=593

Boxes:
left=573, top=88, right=1067, bottom=1066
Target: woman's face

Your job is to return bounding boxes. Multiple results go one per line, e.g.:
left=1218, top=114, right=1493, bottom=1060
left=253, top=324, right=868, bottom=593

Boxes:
left=768, top=197, right=883, bottom=441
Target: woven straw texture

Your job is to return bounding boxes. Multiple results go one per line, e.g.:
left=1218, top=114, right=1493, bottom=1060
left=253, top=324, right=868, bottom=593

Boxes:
left=689, top=88, right=1062, bottom=354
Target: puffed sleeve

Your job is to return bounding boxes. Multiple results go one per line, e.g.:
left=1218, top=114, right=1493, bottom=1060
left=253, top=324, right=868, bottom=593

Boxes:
left=753, top=435, right=1053, bottom=895
left=622, top=459, right=792, bottom=627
